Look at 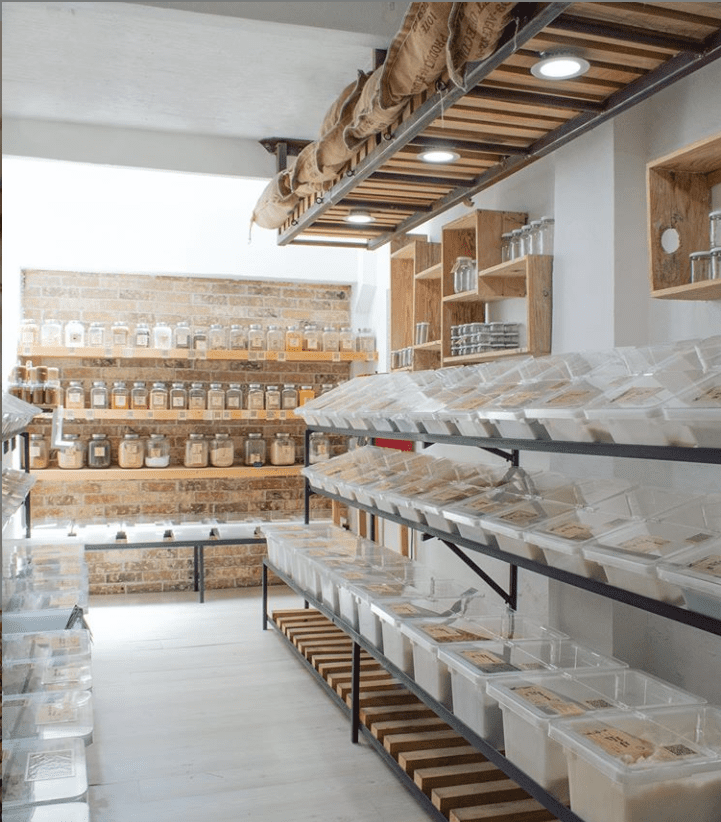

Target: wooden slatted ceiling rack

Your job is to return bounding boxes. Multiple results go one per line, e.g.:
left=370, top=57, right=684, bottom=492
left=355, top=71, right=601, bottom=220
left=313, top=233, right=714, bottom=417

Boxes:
left=277, top=1, right=721, bottom=251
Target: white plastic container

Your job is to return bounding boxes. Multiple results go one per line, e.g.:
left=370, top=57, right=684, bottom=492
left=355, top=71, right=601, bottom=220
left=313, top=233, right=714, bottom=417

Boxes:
left=443, top=487, right=528, bottom=546
left=480, top=379, right=573, bottom=440
left=482, top=499, right=576, bottom=562
left=2, top=690, right=95, bottom=743
left=654, top=493, right=721, bottom=537
left=2, top=658, right=93, bottom=694
left=548, top=708, right=721, bottom=822
left=2, top=630, right=92, bottom=664
left=661, top=371, right=721, bottom=447
left=3, top=802, right=91, bottom=822
left=524, top=379, right=619, bottom=443
left=657, top=539, right=721, bottom=618
left=2, top=737, right=88, bottom=809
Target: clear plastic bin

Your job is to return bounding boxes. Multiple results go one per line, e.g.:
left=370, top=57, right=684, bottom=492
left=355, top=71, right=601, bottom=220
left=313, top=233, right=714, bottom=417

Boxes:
left=482, top=499, right=577, bottom=562
left=527, top=475, right=636, bottom=508
left=584, top=521, right=718, bottom=603
left=3, top=802, right=91, bottom=822
left=1, top=737, right=88, bottom=809
left=661, top=372, right=721, bottom=447
left=443, top=487, right=529, bottom=546
left=655, top=494, right=721, bottom=537
left=2, top=690, right=94, bottom=743
left=480, top=379, right=573, bottom=440
left=548, top=708, right=721, bottom=822
left=3, top=630, right=92, bottom=664
left=3, top=609, right=80, bottom=635
left=657, top=540, right=721, bottom=618
left=593, top=486, right=700, bottom=520
left=3, top=658, right=93, bottom=694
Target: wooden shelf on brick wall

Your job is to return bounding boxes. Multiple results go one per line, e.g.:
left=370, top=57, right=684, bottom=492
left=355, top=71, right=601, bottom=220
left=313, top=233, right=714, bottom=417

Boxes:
left=31, top=465, right=304, bottom=482
left=19, top=346, right=378, bottom=362
left=648, top=131, right=721, bottom=300
left=47, top=409, right=305, bottom=422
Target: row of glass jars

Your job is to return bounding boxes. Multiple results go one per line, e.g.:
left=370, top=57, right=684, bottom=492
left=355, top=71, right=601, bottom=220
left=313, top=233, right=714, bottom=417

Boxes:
left=21, top=319, right=376, bottom=353
left=501, top=217, right=554, bottom=261
left=450, top=322, right=520, bottom=356
left=689, top=212, right=721, bottom=283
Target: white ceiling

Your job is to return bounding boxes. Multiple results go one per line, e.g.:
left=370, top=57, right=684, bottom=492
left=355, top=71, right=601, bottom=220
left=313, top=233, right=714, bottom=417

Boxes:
left=2, top=1, right=408, bottom=142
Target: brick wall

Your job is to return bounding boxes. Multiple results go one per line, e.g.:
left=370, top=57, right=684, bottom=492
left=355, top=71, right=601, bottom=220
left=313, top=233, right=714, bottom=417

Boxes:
left=21, top=271, right=358, bottom=594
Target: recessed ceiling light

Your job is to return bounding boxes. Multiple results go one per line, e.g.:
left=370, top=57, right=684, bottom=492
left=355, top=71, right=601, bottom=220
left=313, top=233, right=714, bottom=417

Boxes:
left=531, top=51, right=590, bottom=80
left=420, top=148, right=461, bottom=164
left=345, top=209, right=375, bottom=224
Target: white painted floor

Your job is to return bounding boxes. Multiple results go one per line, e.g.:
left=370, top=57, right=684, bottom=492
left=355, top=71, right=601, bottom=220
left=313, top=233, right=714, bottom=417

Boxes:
left=85, top=586, right=432, bottom=822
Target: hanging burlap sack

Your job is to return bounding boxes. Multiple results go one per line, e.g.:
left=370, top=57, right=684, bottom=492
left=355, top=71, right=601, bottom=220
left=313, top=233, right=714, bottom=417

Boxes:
left=446, top=2, right=517, bottom=88
left=251, top=168, right=299, bottom=230
left=342, top=66, right=408, bottom=151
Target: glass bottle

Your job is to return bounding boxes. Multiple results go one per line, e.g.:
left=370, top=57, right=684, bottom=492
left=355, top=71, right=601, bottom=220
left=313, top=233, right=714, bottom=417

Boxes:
left=149, top=382, right=169, bottom=410
left=90, top=380, right=109, bottom=409
left=357, top=328, right=376, bottom=353
left=246, top=383, right=264, bottom=411
left=188, top=382, right=206, bottom=410
left=308, top=432, right=331, bottom=464
left=28, top=433, right=50, bottom=469
left=184, top=433, right=208, bottom=468
left=111, top=321, right=130, bottom=347
left=87, top=322, right=107, bottom=348
left=711, top=210, right=721, bottom=249
left=244, top=432, right=266, bottom=467
left=248, top=324, right=265, bottom=351
left=322, top=326, right=340, bottom=352
left=192, top=327, right=208, bottom=351
left=528, top=220, right=543, bottom=255
left=208, top=324, right=227, bottom=350
left=40, top=318, right=63, bottom=347
left=152, top=322, right=173, bottom=350
left=88, top=433, right=112, bottom=468
left=64, top=319, right=85, bottom=348
left=65, top=380, right=86, bottom=409
left=145, top=433, right=170, bottom=468
left=110, top=381, right=129, bottom=410
left=298, top=385, right=315, bottom=406
left=270, top=432, right=296, bottom=466
left=519, top=224, right=532, bottom=257
left=281, top=384, right=298, bottom=410
left=539, top=216, right=555, bottom=254
left=209, top=433, right=234, bottom=467
left=57, top=434, right=86, bottom=469
left=229, top=325, right=247, bottom=350
left=31, top=381, right=46, bottom=407
left=118, top=433, right=145, bottom=469
left=320, top=383, right=335, bottom=395
left=207, top=383, right=225, bottom=411
left=501, top=233, right=513, bottom=263
left=265, top=384, right=281, bottom=411
left=131, top=381, right=149, bottom=410
left=285, top=325, right=303, bottom=351
left=690, top=251, right=711, bottom=283
left=339, top=327, right=355, bottom=353
left=509, top=229, right=523, bottom=260
left=20, top=319, right=39, bottom=347
left=170, top=382, right=188, bottom=410
left=134, top=322, right=151, bottom=348
left=174, top=320, right=192, bottom=349
left=266, top=325, right=284, bottom=352
left=225, top=383, right=243, bottom=411
left=303, top=324, right=321, bottom=352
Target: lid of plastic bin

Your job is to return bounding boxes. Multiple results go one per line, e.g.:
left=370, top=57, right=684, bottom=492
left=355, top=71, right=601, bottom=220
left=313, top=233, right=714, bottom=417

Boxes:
left=437, top=639, right=554, bottom=685
left=528, top=510, right=636, bottom=555
left=399, top=616, right=500, bottom=652
left=594, top=486, right=701, bottom=520
left=571, top=668, right=707, bottom=711
left=482, top=499, right=576, bottom=539
left=656, top=539, right=721, bottom=598
left=3, top=802, right=92, bottom=822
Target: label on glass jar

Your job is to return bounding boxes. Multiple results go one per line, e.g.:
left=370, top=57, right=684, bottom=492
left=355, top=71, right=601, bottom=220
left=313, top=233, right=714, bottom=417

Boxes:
left=22, top=329, right=36, bottom=344
left=306, top=338, right=319, bottom=350
left=114, top=396, right=127, bottom=408
left=190, top=443, right=204, bottom=458
left=226, top=396, right=241, bottom=409
left=188, top=397, right=205, bottom=410
left=249, top=337, right=264, bottom=350
left=511, top=685, right=589, bottom=717
left=136, top=331, right=150, bottom=347
left=248, top=451, right=262, bottom=464
left=30, top=445, right=42, bottom=457
left=208, top=394, right=224, bottom=410
left=92, top=445, right=106, bottom=458
left=172, top=395, right=185, bottom=408
left=619, top=535, right=671, bottom=554
left=460, top=649, right=520, bottom=674
left=689, top=555, right=721, bottom=577
left=420, top=624, right=491, bottom=643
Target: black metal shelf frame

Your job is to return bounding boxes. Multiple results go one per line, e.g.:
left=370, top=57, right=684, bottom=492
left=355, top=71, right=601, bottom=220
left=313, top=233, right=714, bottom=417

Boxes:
left=262, top=558, right=586, bottom=822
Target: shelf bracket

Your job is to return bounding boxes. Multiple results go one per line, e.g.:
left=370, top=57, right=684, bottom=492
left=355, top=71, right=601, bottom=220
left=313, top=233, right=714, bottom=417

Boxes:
left=440, top=539, right=516, bottom=608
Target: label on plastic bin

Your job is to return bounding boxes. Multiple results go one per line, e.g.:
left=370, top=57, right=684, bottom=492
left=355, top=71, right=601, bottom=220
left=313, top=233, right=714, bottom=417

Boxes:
left=544, top=389, right=595, bottom=407
left=2, top=749, right=9, bottom=779
left=620, top=535, right=671, bottom=554
left=36, top=699, right=78, bottom=725
left=686, top=533, right=714, bottom=544
left=421, top=624, right=491, bottom=643
left=511, top=685, right=587, bottom=717
left=545, top=522, right=594, bottom=541
left=49, top=635, right=82, bottom=651
left=26, top=749, right=76, bottom=781
left=366, top=583, right=405, bottom=596
left=694, top=386, right=721, bottom=403
left=584, top=726, right=655, bottom=761
left=391, top=602, right=424, bottom=616
left=460, top=648, right=520, bottom=674
left=500, top=507, right=541, bottom=526
left=42, top=666, right=81, bottom=685
left=689, top=555, right=721, bottom=577
left=466, top=498, right=506, bottom=515
left=610, top=387, right=662, bottom=405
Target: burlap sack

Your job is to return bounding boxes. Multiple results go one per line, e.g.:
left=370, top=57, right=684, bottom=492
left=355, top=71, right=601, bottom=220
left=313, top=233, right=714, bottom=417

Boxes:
left=446, top=2, right=516, bottom=88
left=251, top=168, right=299, bottom=230
left=342, top=66, right=409, bottom=151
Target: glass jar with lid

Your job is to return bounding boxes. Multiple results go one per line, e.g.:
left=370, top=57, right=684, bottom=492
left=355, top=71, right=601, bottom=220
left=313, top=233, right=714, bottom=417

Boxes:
left=519, top=224, right=533, bottom=257
left=64, top=319, right=85, bottom=348
left=303, top=324, right=321, bottom=352
left=134, top=322, right=151, bottom=348
left=88, top=433, right=111, bottom=468
left=40, top=319, right=63, bottom=347
left=111, top=321, right=130, bottom=347
left=538, top=216, right=555, bottom=254
left=188, top=383, right=207, bottom=410
left=28, top=434, right=50, bottom=470
left=281, top=384, right=298, bottom=410
left=184, top=433, right=208, bottom=468
left=65, top=381, right=86, bottom=409
left=152, top=322, right=172, bottom=350
left=357, top=328, right=376, bottom=353
left=208, top=324, right=227, bottom=350
left=244, top=433, right=266, bottom=467
left=110, top=381, right=129, bottom=410
left=229, top=325, right=247, bottom=350
left=711, top=210, right=721, bottom=249
left=87, top=322, right=107, bottom=348
left=20, top=319, right=39, bottom=347
left=209, top=433, right=234, bottom=467
left=174, top=320, right=191, bottom=349
left=57, top=434, right=86, bottom=469
left=322, top=327, right=340, bottom=352
left=320, top=383, right=336, bottom=395
left=308, top=432, right=331, bottom=464
left=270, top=432, right=296, bottom=466
left=170, top=382, right=188, bottom=410
left=31, top=381, right=46, bottom=407
left=509, top=229, right=523, bottom=260
left=285, top=325, right=303, bottom=351
left=207, top=383, right=225, bottom=411
left=690, top=251, right=711, bottom=283
left=339, top=327, right=355, bottom=353
left=265, top=385, right=281, bottom=411
left=298, top=385, right=315, bottom=406
left=246, top=383, right=264, bottom=411
left=131, top=381, right=149, bottom=410
left=150, top=382, right=169, bottom=410
left=118, top=433, right=145, bottom=469
left=266, top=325, right=284, bottom=352
left=90, top=380, right=109, bottom=409
left=225, top=383, right=243, bottom=410
left=192, top=327, right=208, bottom=351
left=501, top=233, right=513, bottom=262
left=145, top=433, right=171, bottom=468
left=528, top=220, right=543, bottom=255
left=712, top=247, right=721, bottom=280
left=248, top=324, right=265, bottom=351
left=44, top=370, right=63, bottom=408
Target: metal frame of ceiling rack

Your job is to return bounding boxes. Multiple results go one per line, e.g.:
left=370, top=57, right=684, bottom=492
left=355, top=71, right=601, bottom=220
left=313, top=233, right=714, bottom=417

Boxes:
left=272, top=1, right=721, bottom=250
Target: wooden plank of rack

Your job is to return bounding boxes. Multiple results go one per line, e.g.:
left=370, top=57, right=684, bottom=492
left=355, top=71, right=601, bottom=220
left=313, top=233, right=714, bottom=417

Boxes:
left=526, top=255, right=553, bottom=356
left=652, top=279, right=721, bottom=300
left=415, top=262, right=443, bottom=280
left=443, top=348, right=528, bottom=366
left=58, top=409, right=302, bottom=422
left=31, top=466, right=304, bottom=482
left=414, top=340, right=442, bottom=351
left=18, top=347, right=377, bottom=362
left=647, top=131, right=721, bottom=175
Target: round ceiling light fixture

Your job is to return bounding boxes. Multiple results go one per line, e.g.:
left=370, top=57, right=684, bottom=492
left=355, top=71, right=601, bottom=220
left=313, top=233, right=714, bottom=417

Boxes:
left=345, top=209, right=376, bottom=224
left=531, top=51, right=590, bottom=80
left=419, top=147, right=461, bottom=164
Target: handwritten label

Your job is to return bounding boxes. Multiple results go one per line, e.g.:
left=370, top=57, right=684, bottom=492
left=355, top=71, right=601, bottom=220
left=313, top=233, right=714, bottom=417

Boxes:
left=420, top=624, right=492, bottom=643
left=546, top=521, right=594, bottom=541
left=26, top=749, right=76, bottom=781
left=689, top=555, right=721, bottom=578
left=620, top=535, right=671, bottom=554
left=512, top=685, right=588, bottom=717
left=35, top=700, right=78, bottom=725
left=460, top=648, right=520, bottom=674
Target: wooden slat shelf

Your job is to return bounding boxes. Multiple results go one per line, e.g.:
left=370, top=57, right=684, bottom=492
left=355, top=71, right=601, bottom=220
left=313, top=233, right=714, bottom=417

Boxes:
left=46, top=409, right=304, bottom=422
left=414, top=340, right=442, bottom=352
left=18, top=346, right=378, bottom=362
left=650, top=279, right=721, bottom=300
left=443, top=348, right=528, bottom=366
left=31, top=465, right=304, bottom=482
left=415, top=262, right=443, bottom=280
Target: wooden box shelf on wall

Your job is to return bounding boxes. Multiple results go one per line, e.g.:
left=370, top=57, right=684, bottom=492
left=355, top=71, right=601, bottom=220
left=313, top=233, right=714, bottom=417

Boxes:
left=648, top=131, right=721, bottom=300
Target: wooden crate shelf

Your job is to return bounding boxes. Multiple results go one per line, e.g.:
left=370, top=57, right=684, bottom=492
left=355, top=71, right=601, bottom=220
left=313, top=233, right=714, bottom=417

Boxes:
left=19, top=346, right=378, bottom=362
left=31, top=465, right=304, bottom=482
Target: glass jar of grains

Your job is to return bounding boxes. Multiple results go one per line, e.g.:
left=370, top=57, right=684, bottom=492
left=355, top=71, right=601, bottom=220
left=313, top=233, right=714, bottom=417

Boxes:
left=110, top=381, right=129, bottom=410
left=64, top=319, right=85, bottom=348
left=298, top=385, right=315, bottom=406
left=208, top=324, right=227, bottom=350
left=153, top=322, right=173, bottom=350
left=192, top=327, right=208, bottom=351
left=88, top=433, right=112, bottom=468
left=265, top=385, right=281, bottom=411
left=303, top=324, right=321, bottom=352
left=184, top=433, right=208, bottom=468
left=229, top=325, right=247, bottom=350
left=247, top=383, right=264, bottom=411
left=44, top=371, right=63, bottom=408
left=90, top=380, right=109, bottom=410
left=244, top=432, right=266, bottom=467
left=285, top=325, right=303, bottom=351
left=308, top=431, right=331, bottom=464
left=134, top=322, right=151, bottom=348
left=28, top=433, right=49, bottom=469
left=65, top=381, right=86, bottom=409
left=170, top=382, right=188, bottom=410
left=209, top=433, right=234, bottom=467
left=266, top=325, right=284, bottom=352
left=20, top=319, right=39, bottom=347
left=40, top=318, right=63, bottom=347
left=207, top=383, right=225, bottom=411
left=281, top=384, right=298, bottom=410
left=150, top=382, right=169, bottom=410
left=188, top=383, right=207, bottom=410
left=111, top=321, right=130, bottom=347
left=174, top=321, right=192, bottom=349
left=270, top=432, right=296, bottom=466
left=248, top=324, right=265, bottom=351
left=57, top=434, right=86, bottom=469
left=225, top=383, right=243, bottom=410
left=339, top=327, right=355, bottom=353
left=145, top=433, right=171, bottom=468
left=87, top=322, right=107, bottom=348
left=322, top=327, right=340, bottom=352
left=118, top=433, right=145, bottom=469
left=131, top=381, right=149, bottom=410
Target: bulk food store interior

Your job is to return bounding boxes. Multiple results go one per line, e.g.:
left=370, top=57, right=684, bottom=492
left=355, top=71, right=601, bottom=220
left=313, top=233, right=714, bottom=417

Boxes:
left=2, top=3, right=721, bottom=822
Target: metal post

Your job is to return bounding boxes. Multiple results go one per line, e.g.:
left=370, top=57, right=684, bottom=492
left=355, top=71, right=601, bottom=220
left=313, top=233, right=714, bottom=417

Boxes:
left=351, top=641, right=361, bottom=743
left=198, top=545, right=205, bottom=604
left=304, top=427, right=311, bottom=525
left=193, top=545, right=199, bottom=592
left=262, top=561, right=268, bottom=630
